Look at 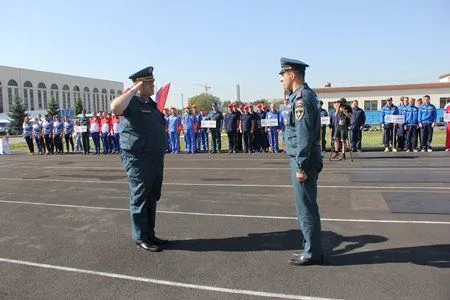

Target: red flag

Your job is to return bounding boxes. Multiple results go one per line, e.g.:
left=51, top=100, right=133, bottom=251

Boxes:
left=156, top=83, right=171, bottom=112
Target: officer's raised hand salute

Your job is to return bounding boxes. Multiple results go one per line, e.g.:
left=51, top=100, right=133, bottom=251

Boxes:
left=110, top=66, right=168, bottom=252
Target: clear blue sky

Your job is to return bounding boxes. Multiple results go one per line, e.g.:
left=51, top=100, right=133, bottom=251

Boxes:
left=1, top=0, right=449, bottom=108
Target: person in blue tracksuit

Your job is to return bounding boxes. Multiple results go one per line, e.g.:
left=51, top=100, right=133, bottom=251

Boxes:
left=42, top=114, right=54, bottom=154
left=381, top=97, right=399, bottom=152
left=182, top=107, right=195, bottom=153
left=63, top=116, right=75, bottom=153
left=53, top=115, right=64, bottom=154
left=404, top=98, right=419, bottom=152
left=32, top=117, right=44, bottom=154
left=192, top=106, right=202, bottom=152
left=418, top=95, right=437, bottom=152
left=396, top=97, right=409, bottom=151
left=168, top=108, right=180, bottom=153
left=163, top=108, right=171, bottom=153
left=266, top=103, right=281, bottom=153
left=279, top=99, right=290, bottom=150
left=23, top=117, right=34, bottom=155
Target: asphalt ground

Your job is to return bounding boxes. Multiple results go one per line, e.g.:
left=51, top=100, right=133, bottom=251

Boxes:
left=0, top=151, right=449, bottom=300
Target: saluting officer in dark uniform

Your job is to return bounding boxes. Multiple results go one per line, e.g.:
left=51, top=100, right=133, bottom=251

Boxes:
left=279, top=58, right=323, bottom=266
left=110, top=67, right=168, bottom=252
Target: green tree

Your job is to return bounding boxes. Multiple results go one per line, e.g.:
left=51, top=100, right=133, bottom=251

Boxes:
left=188, top=93, right=221, bottom=111
left=74, top=97, right=84, bottom=115
left=7, top=96, right=28, bottom=134
left=47, top=97, right=60, bottom=117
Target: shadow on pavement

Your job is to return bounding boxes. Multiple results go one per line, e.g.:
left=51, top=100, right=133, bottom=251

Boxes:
left=166, top=230, right=449, bottom=268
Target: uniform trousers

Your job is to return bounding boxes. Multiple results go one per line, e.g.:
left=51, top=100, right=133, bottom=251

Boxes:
left=420, top=123, right=433, bottom=150
left=122, top=151, right=163, bottom=243
left=289, top=158, right=322, bottom=260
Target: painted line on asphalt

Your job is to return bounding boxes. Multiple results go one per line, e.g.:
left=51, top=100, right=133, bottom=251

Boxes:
left=0, top=258, right=336, bottom=300
left=0, top=177, right=449, bottom=191
left=0, top=200, right=449, bottom=225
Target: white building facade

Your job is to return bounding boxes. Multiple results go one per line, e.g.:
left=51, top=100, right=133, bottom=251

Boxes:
left=0, top=65, right=124, bottom=114
left=315, top=75, right=450, bottom=112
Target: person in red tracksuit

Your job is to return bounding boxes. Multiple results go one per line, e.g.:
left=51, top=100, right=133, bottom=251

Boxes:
left=90, top=112, right=102, bottom=154
left=445, top=103, right=450, bottom=151
left=112, top=114, right=121, bottom=154
left=100, top=112, right=113, bottom=154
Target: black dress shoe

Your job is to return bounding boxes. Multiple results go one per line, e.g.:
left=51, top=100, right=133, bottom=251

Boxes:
left=289, top=254, right=323, bottom=266
left=136, top=242, right=162, bottom=252
left=149, top=237, right=169, bottom=245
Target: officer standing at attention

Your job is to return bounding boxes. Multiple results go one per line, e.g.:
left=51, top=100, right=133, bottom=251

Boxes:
left=110, top=66, right=168, bottom=252
left=279, top=57, right=323, bottom=266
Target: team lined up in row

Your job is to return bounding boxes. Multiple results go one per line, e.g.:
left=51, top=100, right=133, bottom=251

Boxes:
left=162, top=101, right=291, bottom=154
left=380, top=95, right=449, bottom=152
left=22, top=111, right=122, bottom=155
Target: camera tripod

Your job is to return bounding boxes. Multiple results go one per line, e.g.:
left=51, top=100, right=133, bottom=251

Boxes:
left=328, top=138, right=354, bottom=162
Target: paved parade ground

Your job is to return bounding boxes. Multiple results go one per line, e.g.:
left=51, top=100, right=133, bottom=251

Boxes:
left=0, top=152, right=449, bottom=299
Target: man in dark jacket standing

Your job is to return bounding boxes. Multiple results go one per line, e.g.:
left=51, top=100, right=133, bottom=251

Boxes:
left=350, top=100, right=366, bottom=152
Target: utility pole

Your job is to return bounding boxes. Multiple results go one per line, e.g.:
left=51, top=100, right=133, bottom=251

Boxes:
left=236, top=84, right=241, bottom=102
left=181, top=94, right=184, bottom=109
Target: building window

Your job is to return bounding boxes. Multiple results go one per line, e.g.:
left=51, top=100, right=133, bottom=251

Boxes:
left=364, top=100, right=378, bottom=111
left=62, top=85, right=70, bottom=109
left=83, top=87, right=91, bottom=112
left=7, top=79, right=19, bottom=108
left=101, top=89, right=107, bottom=112
left=30, top=89, right=34, bottom=110
left=439, top=97, right=450, bottom=108
left=93, top=88, right=99, bottom=112
left=73, top=86, right=81, bottom=109
left=327, top=101, right=334, bottom=112
left=0, top=81, right=4, bottom=113
left=117, top=90, right=122, bottom=95
left=50, top=84, right=60, bottom=108
left=37, top=83, right=47, bottom=110
left=109, top=89, right=115, bottom=106
left=23, top=89, right=28, bottom=110
left=23, top=81, right=33, bottom=110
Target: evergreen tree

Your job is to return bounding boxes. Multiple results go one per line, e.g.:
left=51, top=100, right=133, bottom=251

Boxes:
left=47, top=97, right=60, bottom=117
left=7, top=96, right=28, bottom=134
left=74, top=97, right=84, bottom=115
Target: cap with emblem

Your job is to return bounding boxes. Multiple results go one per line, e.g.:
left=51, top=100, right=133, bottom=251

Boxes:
left=279, top=57, right=309, bottom=75
left=129, top=66, right=154, bottom=82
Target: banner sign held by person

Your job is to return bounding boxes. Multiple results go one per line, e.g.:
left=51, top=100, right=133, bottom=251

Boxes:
left=261, top=119, right=279, bottom=127
left=385, top=115, right=404, bottom=124
left=320, top=117, right=330, bottom=125
left=201, top=120, right=216, bottom=128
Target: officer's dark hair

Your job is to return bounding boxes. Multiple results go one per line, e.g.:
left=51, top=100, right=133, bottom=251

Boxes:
left=423, top=95, right=430, bottom=99
left=293, top=70, right=305, bottom=80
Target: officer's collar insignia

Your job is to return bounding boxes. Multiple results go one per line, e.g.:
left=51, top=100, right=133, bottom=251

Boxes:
left=295, top=91, right=302, bottom=99
left=295, top=102, right=304, bottom=121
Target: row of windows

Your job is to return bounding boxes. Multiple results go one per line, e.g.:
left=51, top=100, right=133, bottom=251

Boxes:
left=0, top=80, right=122, bottom=113
left=327, top=98, right=450, bottom=111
